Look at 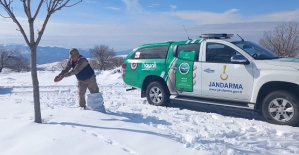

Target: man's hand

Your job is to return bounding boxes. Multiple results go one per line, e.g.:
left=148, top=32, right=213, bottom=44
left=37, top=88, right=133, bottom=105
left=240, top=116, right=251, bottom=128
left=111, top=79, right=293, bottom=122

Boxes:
left=54, top=75, right=64, bottom=82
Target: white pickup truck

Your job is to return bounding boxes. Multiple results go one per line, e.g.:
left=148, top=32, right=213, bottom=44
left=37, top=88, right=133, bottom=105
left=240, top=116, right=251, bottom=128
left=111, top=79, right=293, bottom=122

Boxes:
left=122, top=33, right=299, bottom=126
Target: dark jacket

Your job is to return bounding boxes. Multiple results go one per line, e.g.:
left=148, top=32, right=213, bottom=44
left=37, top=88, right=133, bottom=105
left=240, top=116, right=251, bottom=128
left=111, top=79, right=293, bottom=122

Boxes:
left=60, top=55, right=95, bottom=81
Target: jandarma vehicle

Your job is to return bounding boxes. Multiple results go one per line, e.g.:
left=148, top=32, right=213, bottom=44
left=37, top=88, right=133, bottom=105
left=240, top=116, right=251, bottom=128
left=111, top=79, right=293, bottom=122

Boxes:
left=122, top=33, right=299, bottom=127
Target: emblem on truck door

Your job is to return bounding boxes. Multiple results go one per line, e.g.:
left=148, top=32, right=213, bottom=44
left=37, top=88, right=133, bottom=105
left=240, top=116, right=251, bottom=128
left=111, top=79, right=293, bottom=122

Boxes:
left=204, top=68, right=214, bottom=73
left=130, top=63, right=138, bottom=70
left=178, top=62, right=190, bottom=75
left=220, top=65, right=228, bottom=80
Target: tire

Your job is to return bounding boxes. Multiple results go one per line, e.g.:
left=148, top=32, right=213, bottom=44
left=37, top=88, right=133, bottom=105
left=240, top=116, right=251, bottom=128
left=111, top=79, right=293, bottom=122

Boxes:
left=146, top=81, right=170, bottom=106
left=262, top=90, right=299, bottom=126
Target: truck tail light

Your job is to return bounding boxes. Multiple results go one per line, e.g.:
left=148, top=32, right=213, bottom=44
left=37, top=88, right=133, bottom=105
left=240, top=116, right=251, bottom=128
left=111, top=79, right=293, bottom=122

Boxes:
left=121, top=63, right=126, bottom=77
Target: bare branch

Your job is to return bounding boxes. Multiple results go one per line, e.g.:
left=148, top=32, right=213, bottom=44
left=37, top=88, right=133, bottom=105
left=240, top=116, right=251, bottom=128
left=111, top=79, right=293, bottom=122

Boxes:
left=54, top=0, right=82, bottom=12
left=0, top=0, right=30, bottom=46
left=65, top=0, right=82, bottom=7
left=53, top=0, right=69, bottom=12
left=21, top=0, right=28, bottom=17
left=51, top=0, right=59, bottom=12
left=45, top=0, right=52, bottom=12
left=35, top=13, right=51, bottom=48
left=32, top=0, right=44, bottom=21
left=35, top=0, right=82, bottom=47
left=27, top=0, right=32, bottom=18
left=13, top=19, right=30, bottom=46
left=1, top=0, right=13, bottom=7
left=0, top=13, right=10, bottom=18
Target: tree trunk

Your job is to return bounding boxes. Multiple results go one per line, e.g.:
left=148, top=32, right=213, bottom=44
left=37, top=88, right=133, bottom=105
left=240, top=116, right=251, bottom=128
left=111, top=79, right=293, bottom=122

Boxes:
left=0, top=0, right=83, bottom=124
left=30, top=47, right=42, bottom=123
left=0, top=67, right=2, bottom=73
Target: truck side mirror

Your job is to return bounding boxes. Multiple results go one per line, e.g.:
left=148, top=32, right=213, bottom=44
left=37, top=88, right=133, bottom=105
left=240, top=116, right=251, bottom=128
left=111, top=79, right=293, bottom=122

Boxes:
left=231, top=55, right=249, bottom=64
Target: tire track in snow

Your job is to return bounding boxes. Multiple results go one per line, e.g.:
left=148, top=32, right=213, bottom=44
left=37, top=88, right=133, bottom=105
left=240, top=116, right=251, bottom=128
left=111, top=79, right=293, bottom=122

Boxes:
left=60, top=123, right=139, bottom=155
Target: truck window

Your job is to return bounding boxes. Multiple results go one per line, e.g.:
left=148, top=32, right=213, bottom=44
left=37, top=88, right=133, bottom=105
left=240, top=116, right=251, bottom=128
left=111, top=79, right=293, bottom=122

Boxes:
left=131, top=46, right=169, bottom=59
left=176, top=43, right=201, bottom=61
left=206, top=42, right=240, bottom=63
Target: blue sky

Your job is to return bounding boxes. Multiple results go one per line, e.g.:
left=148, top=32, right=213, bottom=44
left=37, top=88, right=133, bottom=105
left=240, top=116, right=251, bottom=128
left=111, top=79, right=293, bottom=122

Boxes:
left=1, top=0, right=299, bottom=51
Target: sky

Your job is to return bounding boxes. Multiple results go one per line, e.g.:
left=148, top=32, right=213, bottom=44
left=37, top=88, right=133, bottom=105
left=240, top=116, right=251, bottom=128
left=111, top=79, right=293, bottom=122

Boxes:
left=1, top=63, right=299, bottom=154
left=1, top=0, right=299, bottom=51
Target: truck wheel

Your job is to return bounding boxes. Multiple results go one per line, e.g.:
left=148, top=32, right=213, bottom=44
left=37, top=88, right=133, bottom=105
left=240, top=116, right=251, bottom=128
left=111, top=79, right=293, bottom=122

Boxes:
left=146, top=81, right=170, bottom=106
left=262, top=90, right=299, bottom=126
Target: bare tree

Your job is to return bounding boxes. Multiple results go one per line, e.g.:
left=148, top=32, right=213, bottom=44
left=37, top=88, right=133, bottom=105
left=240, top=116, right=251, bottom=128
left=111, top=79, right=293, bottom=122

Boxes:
left=259, top=22, right=299, bottom=57
left=91, top=56, right=124, bottom=70
left=7, top=55, right=30, bottom=72
left=89, top=44, right=116, bottom=70
left=0, top=0, right=82, bottom=123
left=0, top=48, right=17, bottom=72
left=104, top=56, right=124, bottom=70
left=0, top=48, right=29, bottom=72
left=89, top=58, right=99, bottom=70
left=111, top=56, right=124, bottom=67
left=56, top=59, right=68, bottom=70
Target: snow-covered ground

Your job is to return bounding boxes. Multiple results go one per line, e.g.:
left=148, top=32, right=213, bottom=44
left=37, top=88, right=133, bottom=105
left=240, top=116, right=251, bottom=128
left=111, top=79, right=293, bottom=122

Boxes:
left=1, top=64, right=299, bottom=155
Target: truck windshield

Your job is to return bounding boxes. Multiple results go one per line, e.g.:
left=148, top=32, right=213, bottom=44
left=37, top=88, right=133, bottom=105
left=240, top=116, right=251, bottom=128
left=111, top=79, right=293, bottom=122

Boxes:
left=231, top=41, right=279, bottom=60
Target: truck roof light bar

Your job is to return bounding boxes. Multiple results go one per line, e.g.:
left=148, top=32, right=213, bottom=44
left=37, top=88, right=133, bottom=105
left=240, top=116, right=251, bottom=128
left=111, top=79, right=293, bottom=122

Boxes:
left=199, top=33, right=234, bottom=39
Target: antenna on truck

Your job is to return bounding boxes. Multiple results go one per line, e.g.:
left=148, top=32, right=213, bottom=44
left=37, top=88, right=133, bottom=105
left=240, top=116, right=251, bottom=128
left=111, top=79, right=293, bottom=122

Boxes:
left=183, top=25, right=191, bottom=40
left=237, top=34, right=244, bottom=41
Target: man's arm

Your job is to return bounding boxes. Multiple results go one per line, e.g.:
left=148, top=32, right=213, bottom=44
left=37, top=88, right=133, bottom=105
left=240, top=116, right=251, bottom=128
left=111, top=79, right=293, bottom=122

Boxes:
left=64, top=58, right=89, bottom=77
left=59, top=59, right=72, bottom=76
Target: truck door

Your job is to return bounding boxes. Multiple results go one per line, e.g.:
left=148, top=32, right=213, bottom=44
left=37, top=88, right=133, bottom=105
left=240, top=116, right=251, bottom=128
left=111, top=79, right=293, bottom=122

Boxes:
left=201, top=41, right=254, bottom=101
left=166, top=43, right=202, bottom=96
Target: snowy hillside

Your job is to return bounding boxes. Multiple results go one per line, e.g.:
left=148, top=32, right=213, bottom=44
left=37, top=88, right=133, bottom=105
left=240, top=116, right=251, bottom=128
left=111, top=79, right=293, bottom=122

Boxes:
left=1, top=62, right=299, bottom=155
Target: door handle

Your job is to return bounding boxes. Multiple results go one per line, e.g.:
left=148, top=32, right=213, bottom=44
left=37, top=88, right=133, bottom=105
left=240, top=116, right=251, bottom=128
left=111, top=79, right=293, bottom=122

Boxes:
left=204, top=68, right=214, bottom=73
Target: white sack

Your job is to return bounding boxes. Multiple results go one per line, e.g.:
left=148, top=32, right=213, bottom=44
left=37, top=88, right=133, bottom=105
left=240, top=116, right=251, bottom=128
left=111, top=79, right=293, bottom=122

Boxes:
left=87, top=92, right=106, bottom=113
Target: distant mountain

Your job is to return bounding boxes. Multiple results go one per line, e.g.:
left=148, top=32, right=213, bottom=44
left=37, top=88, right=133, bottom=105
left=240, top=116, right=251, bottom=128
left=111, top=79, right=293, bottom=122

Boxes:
left=0, top=44, right=129, bottom=64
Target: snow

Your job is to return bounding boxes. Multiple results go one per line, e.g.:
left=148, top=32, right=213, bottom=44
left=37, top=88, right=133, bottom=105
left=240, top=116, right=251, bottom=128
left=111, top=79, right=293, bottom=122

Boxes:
left=1, top=63, right=299, bottom=155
